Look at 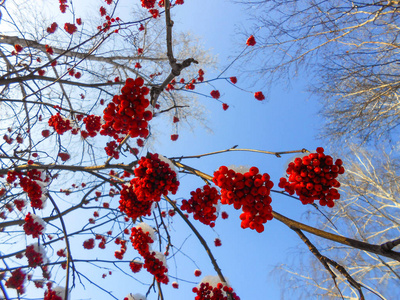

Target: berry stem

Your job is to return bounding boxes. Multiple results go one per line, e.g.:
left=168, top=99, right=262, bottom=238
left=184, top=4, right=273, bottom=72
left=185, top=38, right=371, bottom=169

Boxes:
left=47, top=194, right=72, bottom=300
left=164, top=195, right=231, bottom=289
left=170, top=146, right=309, bottom=160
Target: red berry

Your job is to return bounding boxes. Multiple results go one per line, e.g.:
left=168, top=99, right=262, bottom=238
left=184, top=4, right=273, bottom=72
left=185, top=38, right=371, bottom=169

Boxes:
left=254, top=91, right=265, bottom=101
left=210, top=90, right=220, bottom=99
left=246, top=35, right=256, bottom=46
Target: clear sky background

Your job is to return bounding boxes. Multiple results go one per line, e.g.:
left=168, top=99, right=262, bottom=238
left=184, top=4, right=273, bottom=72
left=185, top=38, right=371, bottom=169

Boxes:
left=1, top=1, right=329, bottom=299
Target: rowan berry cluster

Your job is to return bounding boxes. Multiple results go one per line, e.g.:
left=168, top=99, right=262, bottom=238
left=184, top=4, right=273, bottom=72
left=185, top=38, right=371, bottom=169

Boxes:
left=254, top=91, right=265, bottom=101
left=25, top=244, right=46, bottom=268
left=141, top=0, right=156, bottom=9
left=130, top=226, right=154, bottom=257
left=129, top=260, right=143, bottom=273
left=213, top=166, right=274, bottom=233
left=279, top=147, right=345, bottom=207
left=64, top=23, right=77, bottom=34
left=130, top=224, right=168, bottom=284
left=58, top=152, right=70, bottom=162
left=246, top=35, right=256, bottom=46
left=46, top=22, right=58, bottom=34
left=193, top=281, right=240, bottom=300
left=119, top=183, right=154, bottom=220
left=15, top=170, right=48, bottom=209
left=114, top=239, right=127, bottom=259
left=43, top=288, right=63, bottom=300
left=83, top=115, right=102, bottom=137
left=198, top=69, right=205, bottom=82
left=59, top=0, right=68, bottom=13
left=105, top=141, right=119, bottom=159
left=83, top=238, right=95, bottom=249
left=14, top=199, right=26, bottom=211
left=143, top=251, right=169, bottom=284
left=100, top=77, right=152, bottom=142
left=48, top=113, right=72, bottom=135
left=5, top=268, right=26, bottom=294
left=131, top=153, right=179, bottom=202
left=181, top=185, right=220, bottom=227
left=210, top=90, right=220, bottom=99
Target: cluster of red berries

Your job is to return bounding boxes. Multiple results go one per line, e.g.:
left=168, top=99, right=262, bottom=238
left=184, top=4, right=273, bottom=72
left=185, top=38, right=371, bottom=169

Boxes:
left=3, top=134, right=13, bottom=144
left=56, top=249, right=66, bottom=257
left=246, top=35, right=256, bottom=46
left=64, top=23, right=77, bottom=34
left=25, top=244, right=45, bottom=268
left=141, top=0, right=156, bottom=9
left=48, top=113, right=72, bottom=135
left=193, top=282, right=240, bottom=300
left=198, top=69, right=205, bottom=82
left=19, top=177, right=46, bottom=209
left=130, top=227, right=154, bottom=257
left=23, top=212, right=44, bottom=238
left=213, top=166, right=274, bottom=233
left=131, top=153, right=179, bottom=202
left=210, top=90, right=220, bottom=99
left=130, top=226, right=169, bottom=284
left=143, top=251, right=169, bottom=284
left=59, top=0, right=68, bottom=13
left=158, top=0, right=184, bottom=6
left=105, top=141, right=119, bottom=159
left=43, top=288, right=63, bottom=300
left=14, top=199, right=26, bottom=211
left=5, top=268, right=26, bottom=294
left=254, top=91, right=265, bottom=101
left=58, top=152, right=70, bottom=162
left=114, top=238, right=127, bottom=260
left=83, top=115, right=102, bottom=137
left=129, top=260, right=142, bottom=273
left=181, top=185, right=220, bottom=227
left=96, top=234, right=107, bottom=249
left=46, top=22, right=58, bottom=34
left=119, top=183, right=154, bottom=220
left=279, top=147, right=344, bottom=207
left=83, top=238, right=95, bottom=249
left=100, top=77, right=152, bottom=142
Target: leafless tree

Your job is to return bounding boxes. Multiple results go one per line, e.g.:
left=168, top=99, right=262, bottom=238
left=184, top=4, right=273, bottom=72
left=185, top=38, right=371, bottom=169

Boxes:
left=236, top=0, right=400, bottom=144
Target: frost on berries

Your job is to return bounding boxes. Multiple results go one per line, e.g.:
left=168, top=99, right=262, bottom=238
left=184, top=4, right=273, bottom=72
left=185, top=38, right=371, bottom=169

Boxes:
left=130, top=224, right=169, bottom=284
left=25, top=243, right=48, bottom=268
left=5, top=268, right=26, bottom=294
left=124, top=293, right=147, bottom=300
left=192, top=276, right=240, bottom=300
left=48, top=113, right=72, bottom=135
left=24, top=212, right=45, bottom=237
left=279, top=147, right=345, bottom=207
left=129, top=153, right=179, bottom=203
